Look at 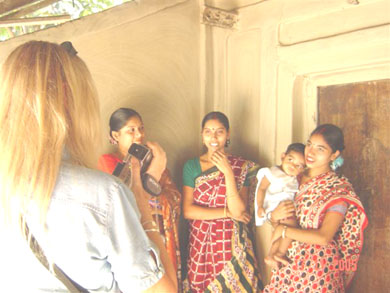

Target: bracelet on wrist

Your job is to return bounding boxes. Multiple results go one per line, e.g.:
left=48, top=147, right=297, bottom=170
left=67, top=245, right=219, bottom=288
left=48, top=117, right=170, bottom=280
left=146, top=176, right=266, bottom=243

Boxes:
left=282, top=225, right=288, bottom=239
left=266, top=212, right=276, bottom=224
left=144, top=228, right=160, bottom=233
left=142, top=220, right=157, bottom=229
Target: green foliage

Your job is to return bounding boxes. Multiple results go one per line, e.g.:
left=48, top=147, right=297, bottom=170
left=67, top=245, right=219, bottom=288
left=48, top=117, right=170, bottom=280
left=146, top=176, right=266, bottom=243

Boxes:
left=0, top=0, right=132, bottom=41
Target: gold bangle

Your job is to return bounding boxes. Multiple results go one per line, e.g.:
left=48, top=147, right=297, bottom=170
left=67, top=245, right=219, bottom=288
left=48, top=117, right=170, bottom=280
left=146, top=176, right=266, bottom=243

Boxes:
left=282, top=225, right=288, bottom=239
left=144, top=228, right=160, bottom=233
left=266, top=212, right=279, bottom=225
left=142, top=220, right=157, bottom=229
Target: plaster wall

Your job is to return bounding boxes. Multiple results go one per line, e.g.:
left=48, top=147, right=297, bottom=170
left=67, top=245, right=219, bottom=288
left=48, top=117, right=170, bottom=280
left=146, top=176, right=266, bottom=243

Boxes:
left=207, top=0, right=389, bottom=285
left=0, top=0, right=202, bottom=182
left=0, top=0, right=389, bottom=288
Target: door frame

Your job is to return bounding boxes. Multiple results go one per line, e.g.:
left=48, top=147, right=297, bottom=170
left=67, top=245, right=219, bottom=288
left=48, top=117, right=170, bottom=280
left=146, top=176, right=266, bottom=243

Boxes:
left=287, top=62, right=390, bottom=146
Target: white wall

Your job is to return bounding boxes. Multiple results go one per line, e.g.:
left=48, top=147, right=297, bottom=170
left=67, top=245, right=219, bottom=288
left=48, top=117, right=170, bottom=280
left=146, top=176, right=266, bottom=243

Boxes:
left=0, top=0, right=202, bottom=183
left=205, top=0, right=390, bottom=284
left=1, top=0, right=389, bottom=286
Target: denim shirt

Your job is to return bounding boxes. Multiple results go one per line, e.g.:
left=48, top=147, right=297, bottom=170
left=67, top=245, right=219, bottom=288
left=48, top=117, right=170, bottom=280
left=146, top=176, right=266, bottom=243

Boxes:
left=22, top=160, right=164, bottom=292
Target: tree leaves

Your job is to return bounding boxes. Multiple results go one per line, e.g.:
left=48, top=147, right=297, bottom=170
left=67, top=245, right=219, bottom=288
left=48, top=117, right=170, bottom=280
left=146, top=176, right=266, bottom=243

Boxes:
left=0, top=0, right=132, bottom=41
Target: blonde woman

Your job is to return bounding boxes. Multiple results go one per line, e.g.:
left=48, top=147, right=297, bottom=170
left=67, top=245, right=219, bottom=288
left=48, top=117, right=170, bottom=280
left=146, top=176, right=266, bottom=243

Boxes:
left=0, top=41, right=177, bottom=292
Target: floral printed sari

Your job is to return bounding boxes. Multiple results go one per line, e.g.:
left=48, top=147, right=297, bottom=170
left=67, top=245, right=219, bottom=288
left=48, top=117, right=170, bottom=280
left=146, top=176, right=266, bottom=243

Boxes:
left=264, top=171, right=367, bottom=293
left=185, top=155, right=261, bottom=293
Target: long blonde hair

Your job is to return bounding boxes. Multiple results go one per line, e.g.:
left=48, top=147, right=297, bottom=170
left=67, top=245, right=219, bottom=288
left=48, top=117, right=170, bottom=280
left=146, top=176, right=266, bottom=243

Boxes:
left=0, top=41, right=101, bottom=225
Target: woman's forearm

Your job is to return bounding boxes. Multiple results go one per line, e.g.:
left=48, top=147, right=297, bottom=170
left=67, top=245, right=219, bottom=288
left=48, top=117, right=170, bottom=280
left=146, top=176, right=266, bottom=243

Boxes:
left=224, top=171, right=246, bottom=217
left=277, top=211, right=345, bottom=246
left=143, top=229, right=177, bottom=292
left=183, top=204, right=225, bottom=220
left=130, top=156, right=177, bottom=292
left=132, top=183, right=177, bottom=292
left=284, top=226, right=331, bottom=245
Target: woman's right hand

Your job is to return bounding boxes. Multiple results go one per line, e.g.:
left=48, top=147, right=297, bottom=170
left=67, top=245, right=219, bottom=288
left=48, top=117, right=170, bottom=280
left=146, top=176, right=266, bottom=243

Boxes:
left=270, top=200, right=295, bottom=222
left=145, top=141, right=167, bottom=181
left=227, top=210, right=251, bottom=224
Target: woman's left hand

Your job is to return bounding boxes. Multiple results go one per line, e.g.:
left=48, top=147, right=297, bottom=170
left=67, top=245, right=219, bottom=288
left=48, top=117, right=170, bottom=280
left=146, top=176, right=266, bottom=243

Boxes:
left=270, top=201, right=295, bottom=222
left=210, top=151, right=232, bottom=175
left=145, top=141, right=166, bottom=181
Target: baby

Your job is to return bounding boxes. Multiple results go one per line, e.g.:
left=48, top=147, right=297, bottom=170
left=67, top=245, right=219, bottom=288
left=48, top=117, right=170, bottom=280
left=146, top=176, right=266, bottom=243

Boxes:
left=255, top=143, right=305, bottom=267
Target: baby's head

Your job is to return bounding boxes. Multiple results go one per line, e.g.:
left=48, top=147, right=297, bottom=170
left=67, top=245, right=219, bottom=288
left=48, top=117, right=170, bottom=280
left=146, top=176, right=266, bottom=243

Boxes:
left=281, top=143, right=306, bottom=176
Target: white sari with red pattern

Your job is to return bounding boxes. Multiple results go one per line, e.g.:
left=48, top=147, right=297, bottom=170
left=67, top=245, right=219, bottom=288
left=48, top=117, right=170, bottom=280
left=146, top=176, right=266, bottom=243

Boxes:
left=264, top=171, right=367, bottom=293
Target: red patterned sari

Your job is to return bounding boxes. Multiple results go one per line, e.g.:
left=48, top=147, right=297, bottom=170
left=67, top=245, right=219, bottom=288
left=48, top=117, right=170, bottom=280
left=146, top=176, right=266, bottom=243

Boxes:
left=264, top=171, right=367, bottom=293
left=185, top=155, right=261, bottom=293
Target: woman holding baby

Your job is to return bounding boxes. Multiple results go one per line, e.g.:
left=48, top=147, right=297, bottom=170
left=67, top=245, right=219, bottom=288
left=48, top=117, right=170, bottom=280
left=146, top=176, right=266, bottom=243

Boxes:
left=263, top=124, right=367, bottom=292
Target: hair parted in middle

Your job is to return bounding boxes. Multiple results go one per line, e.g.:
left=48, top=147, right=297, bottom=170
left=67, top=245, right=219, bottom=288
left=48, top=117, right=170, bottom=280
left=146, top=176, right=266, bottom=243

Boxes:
left=310, top=124, right=345, bottom=153
left=201, top=111, right=230, bottom=131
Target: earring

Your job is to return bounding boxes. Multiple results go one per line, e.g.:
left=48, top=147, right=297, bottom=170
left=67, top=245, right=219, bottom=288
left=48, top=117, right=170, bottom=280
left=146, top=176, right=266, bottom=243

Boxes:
left=225, top=139, right=230, bottom=147
left=109, top=136, right=118, bottom=145
left=330, top=155, right=344, bottom=171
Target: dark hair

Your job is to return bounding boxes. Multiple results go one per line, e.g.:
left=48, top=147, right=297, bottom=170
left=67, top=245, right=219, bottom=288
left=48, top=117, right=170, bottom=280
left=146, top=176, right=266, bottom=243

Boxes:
left=286, top=143, right=305, bottom=155
left=201, top=111, right=229, bottom=131
left=310, top=124, right=345, bottom=153
left=109, top=108, right=141, bottom=138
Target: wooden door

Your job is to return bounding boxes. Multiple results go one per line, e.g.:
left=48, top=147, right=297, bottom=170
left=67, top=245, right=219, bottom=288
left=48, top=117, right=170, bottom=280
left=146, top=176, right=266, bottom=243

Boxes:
left=318, top=79, right=390, bottom=292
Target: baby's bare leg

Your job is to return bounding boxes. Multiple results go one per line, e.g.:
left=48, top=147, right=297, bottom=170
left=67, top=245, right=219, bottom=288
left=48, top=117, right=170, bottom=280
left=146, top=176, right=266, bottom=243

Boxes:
left=265, top=234, right=281, bottom=270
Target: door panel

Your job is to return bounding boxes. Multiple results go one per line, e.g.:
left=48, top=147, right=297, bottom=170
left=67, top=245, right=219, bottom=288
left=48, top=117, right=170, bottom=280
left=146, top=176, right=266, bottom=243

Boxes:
left=318, top=79, right=390, bottom=292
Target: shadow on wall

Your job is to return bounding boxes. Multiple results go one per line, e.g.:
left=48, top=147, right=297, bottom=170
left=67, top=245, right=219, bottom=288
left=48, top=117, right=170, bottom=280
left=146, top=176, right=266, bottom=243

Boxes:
left=228, top=96, right=263, bottom=166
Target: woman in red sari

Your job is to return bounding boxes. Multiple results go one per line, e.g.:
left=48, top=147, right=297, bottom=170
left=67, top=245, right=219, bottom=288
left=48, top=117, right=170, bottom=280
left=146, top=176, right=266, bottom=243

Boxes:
left=264, top=124, right=367, bottom=293
left=182, top=111, right=261, bottom=292
left=98, top=108, right=182, bottom=286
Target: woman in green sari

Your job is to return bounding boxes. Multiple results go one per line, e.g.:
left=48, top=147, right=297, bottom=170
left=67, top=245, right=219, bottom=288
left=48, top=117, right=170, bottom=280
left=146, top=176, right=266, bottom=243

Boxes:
left=182, top=111, right=261, bottom=292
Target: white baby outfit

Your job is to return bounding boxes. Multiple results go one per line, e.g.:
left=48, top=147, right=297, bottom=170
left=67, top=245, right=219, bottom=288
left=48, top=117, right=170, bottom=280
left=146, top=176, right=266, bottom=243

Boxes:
left=254, top=166, right=299, bottom=226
